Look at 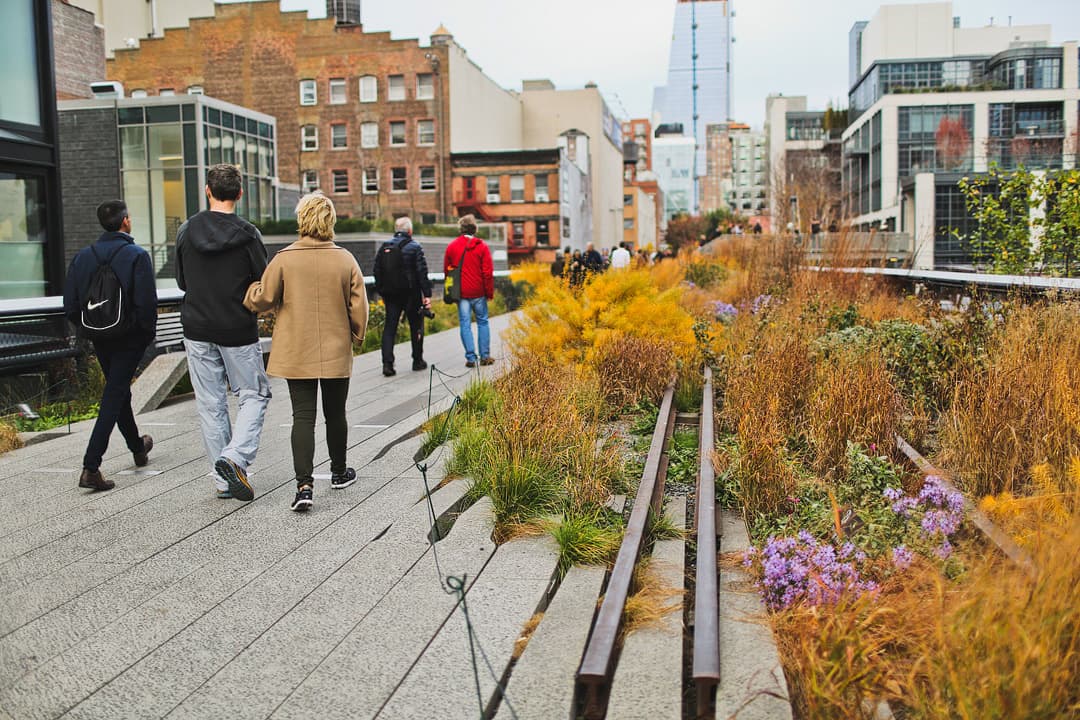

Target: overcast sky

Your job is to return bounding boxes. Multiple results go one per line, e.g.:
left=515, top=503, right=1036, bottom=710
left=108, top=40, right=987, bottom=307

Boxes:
left=272, top=0, right=1080, bottom=128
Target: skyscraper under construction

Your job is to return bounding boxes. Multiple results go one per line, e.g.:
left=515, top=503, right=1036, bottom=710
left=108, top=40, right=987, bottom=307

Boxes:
left=653, top=0, right=733, bottom=208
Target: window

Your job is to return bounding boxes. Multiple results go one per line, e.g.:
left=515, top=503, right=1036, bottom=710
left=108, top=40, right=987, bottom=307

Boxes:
left=510, top=176, right=525, bottom=203
left=486, top=176, right=500, bottom=202
left=391, top=167, right=407, bottom=192
left=0, top=1, right=41, bottom=127
left=359, top=75, right=378, bottom=103
left=329, top=78, right=346, bottom=104
left=416, top=73, right=434, bottom=100
left=535, top=174, right=549, bottom=202
left=299, top=79, right=317, bottom=105
left=130, top=89, right=148, bottom=99
left=361, top=122, right=378, bottom=148
left=624, top=218, right=635, bottom=229
left=897, top=105, right=974, bottom=175
left=419, top=166, right=436, bottom=191
left=417, top=119, right=435, bottom=145
left=512, top=222, right=525, bottom=246
left=332, top=169, right=348, bottom=194
left=301, top=124, right=318, bottom=151
left=331, top=123, right=347, bottom=149
left=159, top=88, right=175, bottom=96
left=623, top=193, right=633, bottom=206
left=388, top=74, right=405, bottom=101
left=536, top=220, right=550, bottom=246
left=390, top=121, right=406, bottom=146
left=187, top=85, right=204, bottom=95
left=421, top=213, right=436, bottom=225
left=363, top=167, right=378, bottom=193
left=302, top=170, right=319, bottom=192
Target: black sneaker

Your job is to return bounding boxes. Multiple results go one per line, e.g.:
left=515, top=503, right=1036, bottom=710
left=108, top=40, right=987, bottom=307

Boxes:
left=291, top=485, right=313, bottom=512
left=383, top=364, right=396, bottom=377
left=412, top=359, right=428, bottom=371
left=331, top=467, right=357, bottom=490
left=214, top=457, right=254, bottom=501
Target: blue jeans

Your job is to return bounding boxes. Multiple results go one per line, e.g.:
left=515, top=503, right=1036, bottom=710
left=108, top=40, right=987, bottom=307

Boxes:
left=457, top=297, right=490, bottom=363
left=185, top=339, right=272, bottom=491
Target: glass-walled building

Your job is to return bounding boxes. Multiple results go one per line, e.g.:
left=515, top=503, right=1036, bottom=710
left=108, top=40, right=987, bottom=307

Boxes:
left=0, top=0, right=63, bottom=300
left=59, top=94, right=277, bottom=287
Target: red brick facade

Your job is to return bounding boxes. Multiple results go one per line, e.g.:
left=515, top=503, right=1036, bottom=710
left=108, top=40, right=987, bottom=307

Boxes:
left=106, top=1, right=451, bottom=221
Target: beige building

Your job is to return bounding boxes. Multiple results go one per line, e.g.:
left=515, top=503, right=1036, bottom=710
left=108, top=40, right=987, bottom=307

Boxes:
left=68, top=0, right=215, bottom=56
left=519, top=80, right=626, bottom=252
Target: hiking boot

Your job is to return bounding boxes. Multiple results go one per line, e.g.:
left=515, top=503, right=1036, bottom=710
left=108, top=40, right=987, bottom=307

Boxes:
left=78, top=468, right=114, bottom=491
left=133, top=435, right=153, bottom=467
left=214, top=457, right=254, bottom=501
left=412, top=359, right=428, bottom=371
left=480, top=357, right=495, bottom=366
left=465, top=360, right=476, bottom=368
left=382, top=363, right=396, bottom=377
left=291, top=485, right=313, bottom=512
left=330, top=467, right=357, bottom=490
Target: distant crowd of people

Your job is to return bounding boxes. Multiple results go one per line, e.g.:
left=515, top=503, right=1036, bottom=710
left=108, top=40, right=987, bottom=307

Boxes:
left=549, top=241, right=676, bottom=284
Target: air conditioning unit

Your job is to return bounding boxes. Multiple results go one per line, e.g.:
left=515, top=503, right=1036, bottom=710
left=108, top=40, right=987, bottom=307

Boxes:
left=535, top=193, right=549, bottom=202
left=486, top=193, right=500, bottom=203
left=90, top=81, right=125, bottom=99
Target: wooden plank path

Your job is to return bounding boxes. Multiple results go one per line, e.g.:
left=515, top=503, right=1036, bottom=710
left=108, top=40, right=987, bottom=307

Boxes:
left=0, top=315, right=570, bottom=720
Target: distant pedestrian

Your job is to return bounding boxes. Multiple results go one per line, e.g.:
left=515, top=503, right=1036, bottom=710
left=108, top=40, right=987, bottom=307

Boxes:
left=753, top=222, right=763, bottom=234
left=610, top=242, right=631, bottom=269
left=550, top=252, right=565, bottom=278
left=584, top=242, right=604, bottom=274
left=244, top=192, right=368, bottom=512
left=63, top=199, right=156, bottom=492
left=444, top=214, right=494, bottom=368
left=176, top=163, right=271, bottom=502
left=373, top=217, right=432, bottom=376
left=569, top=249, right=586, bottom=286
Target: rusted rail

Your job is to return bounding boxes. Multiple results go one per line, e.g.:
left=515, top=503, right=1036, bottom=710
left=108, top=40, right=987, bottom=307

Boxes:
left=895, top=435, right=1036, bottom=576
left=576, top=382, right=676, bottom=719
left=693, top=367, right=720, bottom=718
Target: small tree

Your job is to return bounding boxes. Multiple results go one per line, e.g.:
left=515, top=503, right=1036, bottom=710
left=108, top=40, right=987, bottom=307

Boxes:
left=957, top=166, right=1038, bottom=274
left=664, top=214, right=709, bottom=251
left=935, top=116, right=971, bottom=170
left=1035, top=170, right=1080, bottom=276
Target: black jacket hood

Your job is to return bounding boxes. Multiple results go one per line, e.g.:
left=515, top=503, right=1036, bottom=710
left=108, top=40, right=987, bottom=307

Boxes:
left=180, top=210, right=261, bottom=254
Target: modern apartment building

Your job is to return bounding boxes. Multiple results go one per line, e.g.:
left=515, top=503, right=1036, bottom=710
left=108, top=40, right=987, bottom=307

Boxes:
left=653, top=129, right=696, bottom=223
left=653, top=0, right=734, bottom=188
left=766, top=95, right=844, bottom=232
left=845, top=2, right=1079, bottom=269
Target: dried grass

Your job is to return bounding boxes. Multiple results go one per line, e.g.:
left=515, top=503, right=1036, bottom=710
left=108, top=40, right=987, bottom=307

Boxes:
left=622, top=560, right=684, bottom=634
left=0, top=421, right=22, bottom=455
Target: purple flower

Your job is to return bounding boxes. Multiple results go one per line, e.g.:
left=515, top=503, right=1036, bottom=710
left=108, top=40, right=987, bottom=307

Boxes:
left=750, top=294, right=774, bottom=314
left=750, top=533, right=876, bottom=611
left=711, top=301, right=738, bottom=320
left=892, top=545, right=914, bottom=570
left=934, top=540, right=954, bottom=560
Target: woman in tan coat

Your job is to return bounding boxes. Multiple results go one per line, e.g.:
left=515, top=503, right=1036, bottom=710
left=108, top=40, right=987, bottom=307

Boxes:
left=244, top=192, right=368, bottom=511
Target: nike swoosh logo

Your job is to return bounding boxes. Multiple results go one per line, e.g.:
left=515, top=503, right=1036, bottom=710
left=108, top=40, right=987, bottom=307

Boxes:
left=88, top=300, right=109, bottom=310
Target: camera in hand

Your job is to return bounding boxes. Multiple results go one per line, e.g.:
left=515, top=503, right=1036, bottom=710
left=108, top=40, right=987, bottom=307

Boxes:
left=420, top=306, right=436, bottom=319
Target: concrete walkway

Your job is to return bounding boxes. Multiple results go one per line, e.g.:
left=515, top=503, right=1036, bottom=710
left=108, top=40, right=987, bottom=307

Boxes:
left=0, top=315, right=538, bottom=720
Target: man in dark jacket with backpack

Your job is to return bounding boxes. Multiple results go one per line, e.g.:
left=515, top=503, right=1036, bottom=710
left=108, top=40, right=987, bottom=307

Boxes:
left=372, top=216, right=432, bottom=377
left=63, top=200, right=157, bottom=491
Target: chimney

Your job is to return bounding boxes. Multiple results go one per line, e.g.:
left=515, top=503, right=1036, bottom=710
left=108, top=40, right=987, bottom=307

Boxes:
left=326, top=0, right=361, bottom=26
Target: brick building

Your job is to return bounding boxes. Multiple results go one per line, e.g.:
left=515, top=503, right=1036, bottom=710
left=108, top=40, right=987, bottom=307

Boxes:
left=52, top=0, right=105, bottom=100
left=106, top=1, right=454, bottom=223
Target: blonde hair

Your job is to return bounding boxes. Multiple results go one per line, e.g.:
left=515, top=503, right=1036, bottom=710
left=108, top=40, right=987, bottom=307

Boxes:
left=296, top=191, right=336, bottom=241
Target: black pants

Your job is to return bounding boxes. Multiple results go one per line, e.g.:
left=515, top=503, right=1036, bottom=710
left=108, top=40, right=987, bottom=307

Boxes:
left=287, top=377, right=350, bottom=486
left=84, top=342, right=147, bottom=472
left=381, top=292, right=424, bottom=366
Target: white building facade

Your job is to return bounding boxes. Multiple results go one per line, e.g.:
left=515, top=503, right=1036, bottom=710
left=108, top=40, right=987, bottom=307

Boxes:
left=845, top=2, right=1079, bottom=269
left=653, top=134, right=696, bottom=223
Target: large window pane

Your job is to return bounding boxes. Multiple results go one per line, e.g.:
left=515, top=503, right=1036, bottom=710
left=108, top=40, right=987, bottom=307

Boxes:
left=0, top=0, right=41, bottom=127
left=148, top=124, right=183, bottom=168
left=149, top=168, right=185, bottom=276
left=182, top=123, right=197, bottom=166
left=121, top=126, right=146, bottom=169
left=122, top=170, right=151, bottom=250
left=0, top=172, right=47, bottom=296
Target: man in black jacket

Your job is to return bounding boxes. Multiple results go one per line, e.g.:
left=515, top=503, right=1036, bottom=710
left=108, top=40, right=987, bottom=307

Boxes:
left=372, top=216, right=432, bottom=376
left=63, top=200, right=156, bottom=491
left=176, top=164, right=271, bottom=501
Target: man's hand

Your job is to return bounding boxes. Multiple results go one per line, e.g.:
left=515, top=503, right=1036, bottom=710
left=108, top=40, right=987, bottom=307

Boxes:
left=422, top=296, right=432, bottom=309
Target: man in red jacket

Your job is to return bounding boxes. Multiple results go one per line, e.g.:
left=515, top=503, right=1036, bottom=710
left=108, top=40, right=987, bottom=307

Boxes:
left=444, top=215, right=494, bottom=367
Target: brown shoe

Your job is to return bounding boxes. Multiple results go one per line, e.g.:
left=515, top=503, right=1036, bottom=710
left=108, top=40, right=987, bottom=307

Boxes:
left=133, top=435, right=153, bottom=467
left=79, top=468, right=115, bottom=491
left=480, top=357, right=495, bottom=366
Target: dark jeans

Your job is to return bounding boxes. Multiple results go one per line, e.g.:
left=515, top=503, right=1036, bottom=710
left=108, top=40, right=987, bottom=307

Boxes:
left=287, top=377, right=350, bottom=486
left=381, top=292, right=424, bottom=366
left=83, top=342, right=147, bottom=472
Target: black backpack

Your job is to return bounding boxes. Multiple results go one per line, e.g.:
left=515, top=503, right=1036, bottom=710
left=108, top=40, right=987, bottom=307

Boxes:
left=374, top=237, right=410, bottom=295
left=81, top=244, right=136, bottom=339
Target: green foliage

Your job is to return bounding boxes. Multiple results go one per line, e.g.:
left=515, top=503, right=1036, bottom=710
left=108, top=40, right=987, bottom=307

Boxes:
left=14, top=401, right=100, bottom=432
left=665, top=429, right=699, bottom=493
left=550, top=513, right=624, bottom=574
left=1036, top=170, right=1080, bottom=275
left=684, top=259, right=729, bottom=289
left=629, top=400, right=660, bottom=436
left=469, top=459, right=562, bottom=527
